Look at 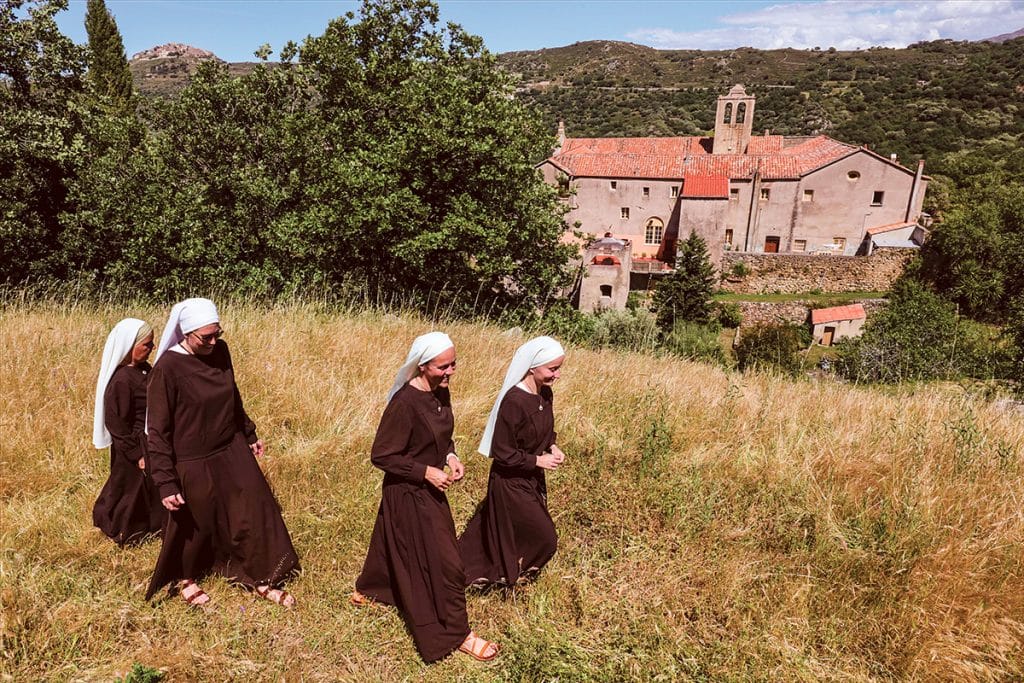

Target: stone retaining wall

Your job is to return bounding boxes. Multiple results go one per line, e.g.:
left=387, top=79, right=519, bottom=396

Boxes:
left=736, top=299, right=888, bottom=329
left=719, top=247, right=916, bottom=294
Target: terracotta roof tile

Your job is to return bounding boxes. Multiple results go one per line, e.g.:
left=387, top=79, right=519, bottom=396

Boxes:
left=681, top=175, right=729, bottom=198
left=548, top=134, right=860, bottom=181
left=811, top=304, right=866, bottom=325
left=865, top=221, right=916, bottom=235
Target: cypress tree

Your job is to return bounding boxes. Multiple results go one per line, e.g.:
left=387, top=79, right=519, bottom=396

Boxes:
left=652, top=231, right=717, bottom=331
left=85, top=0, right=134, bottom=107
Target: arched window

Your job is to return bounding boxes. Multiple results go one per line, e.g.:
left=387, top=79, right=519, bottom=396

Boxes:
left=736, top=102, right=746, bottom=123
left=723, top=102, right=733, bottom=124
left=645, top=217, right=664, bottom=245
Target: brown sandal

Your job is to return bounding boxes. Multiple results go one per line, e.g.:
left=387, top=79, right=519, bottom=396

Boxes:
left=349, top=590, right=375, bottom=607
left=255, top=584, right=295, bottom=608
left=179, top=580, right=210, bottom=607
left=459, top=631, right=500, bottom=661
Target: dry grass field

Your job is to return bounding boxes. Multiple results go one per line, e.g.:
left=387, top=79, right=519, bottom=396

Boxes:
left=2, top=299, right=1023, bottom=682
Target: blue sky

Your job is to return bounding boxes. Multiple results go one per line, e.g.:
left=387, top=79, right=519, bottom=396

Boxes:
left=54, top=0, right=1024, bottom=61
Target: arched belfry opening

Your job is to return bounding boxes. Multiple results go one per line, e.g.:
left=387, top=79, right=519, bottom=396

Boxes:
left=713, top=84, right=755, bottom=154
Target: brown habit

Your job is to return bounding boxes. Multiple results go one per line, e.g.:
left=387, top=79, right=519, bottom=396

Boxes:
left=92, top=362, right=165, bottom=546
left=355, top=382, right=470, bottom=663
left=460, top=385, right=558, bottom=587
left=144, top=341, right=298, bottom=600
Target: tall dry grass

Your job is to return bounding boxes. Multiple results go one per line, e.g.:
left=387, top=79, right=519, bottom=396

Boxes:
left=1, top=300, right=1022, bottom=681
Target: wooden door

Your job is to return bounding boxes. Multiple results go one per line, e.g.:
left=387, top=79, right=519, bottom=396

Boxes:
left=764, top=236, right=780, bottom=253
left=822, top=326, right=835, bottom=346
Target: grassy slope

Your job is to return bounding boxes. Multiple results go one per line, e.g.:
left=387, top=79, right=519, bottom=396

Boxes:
left=2, top=302, right=1023, bottom=681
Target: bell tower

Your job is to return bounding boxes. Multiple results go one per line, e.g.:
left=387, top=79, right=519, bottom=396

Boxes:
left=713, top=84, right=755, bottom=154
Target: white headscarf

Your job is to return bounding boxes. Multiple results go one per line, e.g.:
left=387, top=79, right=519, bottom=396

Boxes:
left=93, top=318, right=152, bottom=449
left=385, top=332, right=455, bottom=403
left=478, top=336, right=565, bottom=457
left=154, top=297, right=220, bottom=364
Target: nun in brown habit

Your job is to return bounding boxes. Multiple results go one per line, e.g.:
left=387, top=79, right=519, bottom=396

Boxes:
left=144, top=298, right=299, bottom=608
left=460, top=336, right=567, bottom=588
left=91, top=318, right=164, bottom=546
left=351, top=332, right=499, bottom=662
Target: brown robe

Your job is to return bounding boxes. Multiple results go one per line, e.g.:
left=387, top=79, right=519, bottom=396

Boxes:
left=355, top=382, right=470, bottom=663
left=144, top=340, right=298, bottom=600
left=92, top=362, right=165, bottom=546
left=460, top=385, right=558, bottom=587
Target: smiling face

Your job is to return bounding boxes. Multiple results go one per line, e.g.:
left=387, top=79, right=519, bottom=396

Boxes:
left=528, top=355, right=565, bottom=388
left=130, top=333, right=155, bottom=365
left=184, top=323, right=222, bottom=356
left=418, top=347, right=457, bottom=391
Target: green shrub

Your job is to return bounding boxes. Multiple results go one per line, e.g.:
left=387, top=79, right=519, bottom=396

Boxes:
left=592, top=308, right=660, bottom=352
left=735, top=322, right=806, bottom=374
left=663, top=321, right=728, bottom=366
left=536, top=300, right=597, bottom=345
left=714, top=301, right=742, bottom=328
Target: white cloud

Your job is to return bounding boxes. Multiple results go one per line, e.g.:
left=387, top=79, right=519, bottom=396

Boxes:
left=626, top=0, right=1024, bottom=50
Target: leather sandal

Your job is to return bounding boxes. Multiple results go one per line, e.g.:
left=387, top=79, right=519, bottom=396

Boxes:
left=349, top=590, right=372, bottom=607
left=459, top=631, right=500, bottom=661
left=255, top=584, right=295, bottom=608
left=179, top=580, right=210, bottom=608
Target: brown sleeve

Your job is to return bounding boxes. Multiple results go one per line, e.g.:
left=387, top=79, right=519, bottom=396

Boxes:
left=224, top=342, right=258, bottom=444
left=490, top=396, right=537, bottom=471
left=103, top=374, right=143, bottom=464
left=370, top=398, right=427, bottom=483
left=146, top=363, right=181, bottom=499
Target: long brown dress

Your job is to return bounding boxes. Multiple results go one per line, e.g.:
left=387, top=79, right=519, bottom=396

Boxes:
left=460, top=385, right=558, bottom=587
left=355, top=382, right=471, bottom=663
left=144, top=341, right=298, bottom=601
left=92, top=362, right=165, bottom=546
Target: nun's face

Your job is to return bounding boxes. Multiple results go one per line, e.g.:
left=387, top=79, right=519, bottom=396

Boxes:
left=186, top=323, right=222, bottom=356
left=419, top=347, right=457, bottom=390
left=130, top=333, right=155, bottom=365
left=529, top=355, right=565, bottom=387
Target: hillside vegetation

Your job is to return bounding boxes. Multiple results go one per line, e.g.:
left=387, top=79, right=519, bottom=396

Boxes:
left=2, top=301, right=1023, bottom=681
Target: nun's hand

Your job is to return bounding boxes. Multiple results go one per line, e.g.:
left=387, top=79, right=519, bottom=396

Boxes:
left=425, top=466, right=452, bottom=492
left=162, top=493, right=185, bottom=511
left=447, top=454, right=464, bottom=482
left=549, top=444, right=566, bottom=465
left=250, top=439, right=265, bottom=457
left=536, top=453, right=560, bottom=470
left=137, top=457, right=146, bottom=470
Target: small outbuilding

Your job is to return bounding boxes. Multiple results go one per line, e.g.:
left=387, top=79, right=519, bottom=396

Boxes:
left=811, top=303, right=866, bottom=346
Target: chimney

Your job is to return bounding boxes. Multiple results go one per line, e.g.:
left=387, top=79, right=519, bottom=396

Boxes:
left=555, top=120, right=566, bottom=153
left=890, top=153, right=898, bottom=162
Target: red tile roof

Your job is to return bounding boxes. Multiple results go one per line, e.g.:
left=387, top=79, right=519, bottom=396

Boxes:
left=548, top=134, right=863, bottom=182
left=681, top=175, right=729, bottom=198
left=811, top=304, right=866, bottom=325
left=865, top=221, right=916, bottom=235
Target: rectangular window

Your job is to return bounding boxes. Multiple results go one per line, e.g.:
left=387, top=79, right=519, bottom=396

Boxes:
left=803, top=190, right=814, bottom=202
left=759, top=188, right=770, bottom=201
left=729, top=188, right=740, bottom=201
left=671, top=186, right=679, bottom=198
left=871, top=191, right=884, bottom=206
left=833, top=237, right=847, bottom=252
left=793, top=239, right=807, bottom=252
left=610, top=181, right=617, bottom=190
left=642, top=187, right=650, bottom=198
left=724, top=229, right=734, bottom=246
left=620, top=207, right=629, bottom=219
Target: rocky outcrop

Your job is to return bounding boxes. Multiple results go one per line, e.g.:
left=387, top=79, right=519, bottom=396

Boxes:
left=131, top=43, right=219, bottom=61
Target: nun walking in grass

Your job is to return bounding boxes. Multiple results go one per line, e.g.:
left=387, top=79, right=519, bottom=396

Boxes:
left=460, top=336, right=566, bottom=588
left=351, top=332, right=500, bottom=663
left=144, top=298, right=299, bottom=608
left=92, top=318, right=165, bottom=546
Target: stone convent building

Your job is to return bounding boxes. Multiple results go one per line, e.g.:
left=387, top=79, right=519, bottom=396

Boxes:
left=538, top=85, right=930, bottom=285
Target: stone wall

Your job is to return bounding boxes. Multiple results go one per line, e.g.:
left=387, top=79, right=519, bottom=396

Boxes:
left=736, top=298, right=888, bottom=330
left=719, top=247, right=916, bottom=294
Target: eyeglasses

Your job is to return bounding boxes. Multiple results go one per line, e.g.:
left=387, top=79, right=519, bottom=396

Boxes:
left=188, top=328, right=223, bottom=344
